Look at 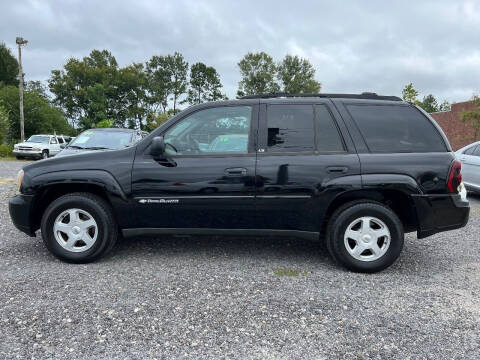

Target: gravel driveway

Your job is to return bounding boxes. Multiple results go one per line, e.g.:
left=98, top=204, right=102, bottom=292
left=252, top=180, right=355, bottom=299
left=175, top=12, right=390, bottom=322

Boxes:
left=0, top=160, right=479, bottom=359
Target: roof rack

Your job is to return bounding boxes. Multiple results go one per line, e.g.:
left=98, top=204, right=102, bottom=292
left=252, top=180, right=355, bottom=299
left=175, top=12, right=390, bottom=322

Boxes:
left=240, top=92, right=402, bottom=101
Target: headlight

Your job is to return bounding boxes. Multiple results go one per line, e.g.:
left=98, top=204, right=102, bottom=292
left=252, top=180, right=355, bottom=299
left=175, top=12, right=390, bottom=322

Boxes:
left=16, top=169, right=24, bottom=192
left=14, top=146, right=18, bottom=150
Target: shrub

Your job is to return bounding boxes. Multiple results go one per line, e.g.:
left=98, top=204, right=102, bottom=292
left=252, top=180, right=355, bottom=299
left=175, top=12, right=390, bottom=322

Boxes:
left=0, top=144, right=13, bottom=157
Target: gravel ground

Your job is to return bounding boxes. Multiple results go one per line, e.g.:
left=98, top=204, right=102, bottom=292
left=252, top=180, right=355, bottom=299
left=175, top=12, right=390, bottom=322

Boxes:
left=0, top=160, right=479, bottom=359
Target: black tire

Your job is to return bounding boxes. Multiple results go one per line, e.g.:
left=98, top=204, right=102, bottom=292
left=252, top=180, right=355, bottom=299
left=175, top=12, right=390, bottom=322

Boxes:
left=41, top=150, right=49, bottom=159
left=326, top=201, right=404, bottom=273
left=40, top=192, right=118, bottom=263
left=16, top=156, right=24, bottom=160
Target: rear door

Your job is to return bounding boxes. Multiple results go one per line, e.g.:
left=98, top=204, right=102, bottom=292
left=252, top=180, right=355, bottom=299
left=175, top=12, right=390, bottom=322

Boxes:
left=254, top=100, right=361, bottom=232
left=458, top=145, right=478, bottom=189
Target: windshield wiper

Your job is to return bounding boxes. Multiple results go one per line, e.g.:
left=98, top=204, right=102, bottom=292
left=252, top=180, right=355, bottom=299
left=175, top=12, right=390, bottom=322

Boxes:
left=83, top=146, right=112, bottom=150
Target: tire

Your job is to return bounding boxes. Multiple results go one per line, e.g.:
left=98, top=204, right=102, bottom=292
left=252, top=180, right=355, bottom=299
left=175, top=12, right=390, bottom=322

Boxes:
left=40, top=192, right=118, bottom=263
left=41, top=150, right=49, bottom=159
left=16, top=156, right=24, bottom=160
left=326, top=201, right=404, bottom=273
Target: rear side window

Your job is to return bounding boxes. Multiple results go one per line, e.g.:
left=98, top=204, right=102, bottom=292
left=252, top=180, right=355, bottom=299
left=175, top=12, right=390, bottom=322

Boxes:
left=473, top=146, right=480, bottom=157
left=464, top=145, right=477, bottom=155
left=347, top=104, right=447, bottom=153
left=316, top=105, right=344, bottom=152
left=267, top=104, right=314, bottom=152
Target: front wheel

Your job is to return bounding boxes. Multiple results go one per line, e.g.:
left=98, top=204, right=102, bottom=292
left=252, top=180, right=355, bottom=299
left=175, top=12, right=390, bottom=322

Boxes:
left=41, top=150, right=49, bottom=159
left=327, top=201, right=404, bottom=273
left=41, top=193, right=118, bottom=263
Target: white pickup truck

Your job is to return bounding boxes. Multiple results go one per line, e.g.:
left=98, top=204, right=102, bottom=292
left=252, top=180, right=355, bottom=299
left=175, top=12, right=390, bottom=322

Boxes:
left=13, top=134, right=72, bottom=160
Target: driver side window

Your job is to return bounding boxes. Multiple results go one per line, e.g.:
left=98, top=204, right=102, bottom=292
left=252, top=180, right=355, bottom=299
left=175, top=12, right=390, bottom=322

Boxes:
left=164, top=106, right=252, bottom=155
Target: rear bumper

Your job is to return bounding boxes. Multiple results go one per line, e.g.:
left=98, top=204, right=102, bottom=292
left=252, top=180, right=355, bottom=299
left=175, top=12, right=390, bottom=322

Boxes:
left=9, top=194, right=36, bottom=236
left=412, top=193, right=469, bottom=239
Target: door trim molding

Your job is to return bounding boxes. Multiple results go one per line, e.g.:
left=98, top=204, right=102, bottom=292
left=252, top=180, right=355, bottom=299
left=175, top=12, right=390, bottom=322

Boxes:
left=122, top=228, right=319, bottom=241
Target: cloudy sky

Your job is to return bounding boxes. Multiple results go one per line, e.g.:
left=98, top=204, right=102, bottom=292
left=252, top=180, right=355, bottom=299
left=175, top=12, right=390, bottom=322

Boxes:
left=1, top=0, right=479, bottom=103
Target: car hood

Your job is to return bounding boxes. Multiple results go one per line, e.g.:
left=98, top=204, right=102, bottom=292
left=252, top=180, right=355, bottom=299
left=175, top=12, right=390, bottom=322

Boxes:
left=14, top=142, right=43, bottom=147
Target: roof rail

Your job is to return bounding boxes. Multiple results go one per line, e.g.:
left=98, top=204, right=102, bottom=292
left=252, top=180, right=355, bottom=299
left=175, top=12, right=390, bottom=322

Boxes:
left=240, top=92, right=402, bottom=101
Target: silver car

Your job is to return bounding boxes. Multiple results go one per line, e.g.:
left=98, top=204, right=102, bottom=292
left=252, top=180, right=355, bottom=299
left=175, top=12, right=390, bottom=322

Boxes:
left=456, top=141, right=480, bottom=193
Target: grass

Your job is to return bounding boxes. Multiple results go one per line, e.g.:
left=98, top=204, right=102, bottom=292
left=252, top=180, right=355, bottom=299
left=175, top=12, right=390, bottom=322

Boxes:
left=0, top=156, right=32, bottom=162
left=273, top=268, right=307, bottom=277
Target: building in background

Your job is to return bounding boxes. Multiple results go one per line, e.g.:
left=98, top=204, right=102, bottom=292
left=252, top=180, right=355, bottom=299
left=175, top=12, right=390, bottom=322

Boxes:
left=431, top=100, right=477, bottom=150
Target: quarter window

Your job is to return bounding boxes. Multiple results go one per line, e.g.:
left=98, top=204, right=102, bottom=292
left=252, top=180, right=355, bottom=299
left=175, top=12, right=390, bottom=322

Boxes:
left=267, top=105, right=314, bottom=152
left=347, top=104, right=447, bottom=153
left=164, top=106, right=252, bottom=155
left=473, top=146, right=480, bottom=157
left=464, top=145, right=477, bottom=155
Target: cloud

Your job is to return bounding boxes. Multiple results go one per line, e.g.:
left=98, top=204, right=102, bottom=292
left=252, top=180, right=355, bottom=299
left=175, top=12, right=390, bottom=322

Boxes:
left=1, top=0, right=479, bottom=103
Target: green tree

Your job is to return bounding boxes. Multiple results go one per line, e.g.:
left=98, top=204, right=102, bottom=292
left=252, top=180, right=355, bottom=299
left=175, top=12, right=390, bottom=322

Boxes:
left=401, top=83, right=420, bottom=104
left=145, top=109, right=175, bottom=132
left=0, top=102, right=9, bottom=144
left=26, top=80, right=48, bottom=99
left=461, top=95, right=480, bottom=142
left=0, top=43, right=19, bottom=86
left=419, top=94, right=439, bottom=113
left=185, top=62, right=227, bottom=105
left=277, top=55, right=321, bottom=94
left=167, top=52, right=188, bottom=112
left=49, top=49, right=127, bottom=130
left=237, top=52, right=279, bottom=97
left=95, top=119, right=114, bottom=128
left=0, top=85, right=73, bottom=141
left=439, top=100, right=451, bottom=112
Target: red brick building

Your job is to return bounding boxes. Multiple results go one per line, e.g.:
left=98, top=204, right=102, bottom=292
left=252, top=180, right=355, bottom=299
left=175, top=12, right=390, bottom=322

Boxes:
left=430, top=100, right=477, bottom=150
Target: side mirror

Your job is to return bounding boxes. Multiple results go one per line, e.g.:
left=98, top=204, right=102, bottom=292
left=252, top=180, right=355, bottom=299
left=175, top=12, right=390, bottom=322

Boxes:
left=60, top=143, right=67, bottom=149
left=150, top=136, right=166, bottom=157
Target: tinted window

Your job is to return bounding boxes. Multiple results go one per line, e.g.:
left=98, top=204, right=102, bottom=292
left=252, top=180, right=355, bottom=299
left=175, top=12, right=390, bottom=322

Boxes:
left=164, top=106, right=251, bottom=155
left=267, top=105, right=314, bottom=152
left=473, top=146, right=480, bottom=157
left=464, top=145, right=477, bottom=155
left=347, top=104, right=447, bottom=153
left=58, top=137, right=64, bottom=144
left=316, top=105, right=344, bottom=152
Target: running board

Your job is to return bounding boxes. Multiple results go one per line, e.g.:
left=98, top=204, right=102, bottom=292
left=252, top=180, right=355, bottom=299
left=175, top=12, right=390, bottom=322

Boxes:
left=122, top=228, right=319, bottom=241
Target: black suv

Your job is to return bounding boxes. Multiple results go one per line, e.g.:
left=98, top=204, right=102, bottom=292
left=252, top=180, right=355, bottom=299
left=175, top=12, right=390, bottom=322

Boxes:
left=9, top=93, right=469, bottom=272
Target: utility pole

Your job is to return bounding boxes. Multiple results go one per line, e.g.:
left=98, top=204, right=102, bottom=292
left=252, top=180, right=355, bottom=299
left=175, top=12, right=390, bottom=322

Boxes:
left=16, top=37, right=28, bottom=142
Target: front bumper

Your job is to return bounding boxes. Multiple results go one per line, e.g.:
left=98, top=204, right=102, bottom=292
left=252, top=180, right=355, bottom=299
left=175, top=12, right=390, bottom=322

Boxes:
left=13, top=150, right=42, bottom=159
left=412, top=192, right=470, bottom=239
left=9, top=194, right=36, bottom=236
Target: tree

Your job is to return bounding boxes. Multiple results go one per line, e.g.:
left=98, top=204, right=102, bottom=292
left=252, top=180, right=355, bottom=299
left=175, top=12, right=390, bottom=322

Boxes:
left=461, top=95, right=480, bottom=142
left=237, top=52, right=279, bottom=97
left=277, top=55, right=321, bottom=94
left=49, top=49, right=147, bottom=130
left=26, top=80, right=48, bottom=99
left=419, top=94, right=439, bottom=113
left=0, top=43, right=18, bottom=86
left=439, top=100, right=451, bottom=112
left=401, top=83, right=419, bottom=104
left=146, top=52, right=188, bottom=113
left=185, top=62, right=227, bottom=105
left=145, top=109, right=175, bottom=132
left=95, top=119, right=114, bottom=128
left=0, top=102, right=9, bottom=144
left=0, top=85, right=73, bottom=142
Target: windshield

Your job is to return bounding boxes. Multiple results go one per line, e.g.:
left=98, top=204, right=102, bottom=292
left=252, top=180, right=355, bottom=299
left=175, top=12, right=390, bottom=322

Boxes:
left=69, top=130, right=133, bottom=150
left=26, top=135, right=50, bottom=144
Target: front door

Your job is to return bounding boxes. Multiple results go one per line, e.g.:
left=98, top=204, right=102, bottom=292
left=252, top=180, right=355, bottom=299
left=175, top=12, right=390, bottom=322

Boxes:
left=255, top=102, right=361, bottom=232
left=131, top=104, right=258, bottom=229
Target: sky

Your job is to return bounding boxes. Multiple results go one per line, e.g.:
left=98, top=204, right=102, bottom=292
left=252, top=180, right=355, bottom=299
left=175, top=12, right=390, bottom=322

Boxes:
left=1, top=0, right=479, bottom=103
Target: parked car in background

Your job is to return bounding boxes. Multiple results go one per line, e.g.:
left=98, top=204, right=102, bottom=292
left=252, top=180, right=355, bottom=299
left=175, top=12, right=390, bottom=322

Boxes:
left=456, top=141, right=480, bottom=193
left=13, top=134, right=71, bottom=160
left=57, top=128, right=148, bottom=157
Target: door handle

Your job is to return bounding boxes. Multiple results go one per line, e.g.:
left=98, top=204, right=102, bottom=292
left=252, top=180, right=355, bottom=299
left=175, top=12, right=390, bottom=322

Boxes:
left=327, top=166, right=349, bottom=174
left=224, top=167, right=247, bottom=176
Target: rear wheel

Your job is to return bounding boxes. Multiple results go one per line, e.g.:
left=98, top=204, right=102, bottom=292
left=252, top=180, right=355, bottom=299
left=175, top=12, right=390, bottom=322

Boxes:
left=327, top=201, right=404, bottom=273
left=41, top=193, right=118, bottom=263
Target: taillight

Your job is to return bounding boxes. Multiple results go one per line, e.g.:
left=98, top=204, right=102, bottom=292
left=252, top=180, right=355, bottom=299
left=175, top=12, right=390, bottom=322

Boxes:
left=447, top=160, right=462, bottom=193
